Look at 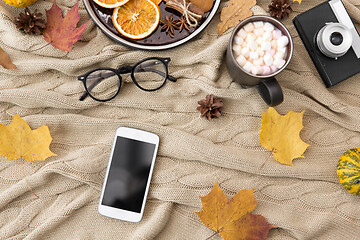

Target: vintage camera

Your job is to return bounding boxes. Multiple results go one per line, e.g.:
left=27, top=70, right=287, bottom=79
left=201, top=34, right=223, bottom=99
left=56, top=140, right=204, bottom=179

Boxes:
left=293, top=0, right=360, bottom=87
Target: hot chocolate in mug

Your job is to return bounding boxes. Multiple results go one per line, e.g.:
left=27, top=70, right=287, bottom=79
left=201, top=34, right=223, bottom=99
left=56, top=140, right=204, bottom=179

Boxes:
left=226, top=15, right=294, bottom=106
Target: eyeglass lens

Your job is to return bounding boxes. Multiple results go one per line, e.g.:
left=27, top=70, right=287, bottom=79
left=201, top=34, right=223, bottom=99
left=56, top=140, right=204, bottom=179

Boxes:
left=85, top=69, right=120, bottom=101
left=133, top=59, right=167, bottom=90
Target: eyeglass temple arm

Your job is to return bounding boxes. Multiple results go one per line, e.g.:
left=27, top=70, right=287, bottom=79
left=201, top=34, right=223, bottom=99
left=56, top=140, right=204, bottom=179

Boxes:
left=133, top=67, right=177, bottom=82
left=167, top=74, right=177, bottom=82
left=138, top=68, right=177, bottom=82
left=79, top=78, right=101, bottom=101
left=79, top=73, right=113, bottom=101
left=79, top=90, right=90, bottom=101
left=126, top=59, right=177, bottom=82
left=161, top=58, right=177, bottom=81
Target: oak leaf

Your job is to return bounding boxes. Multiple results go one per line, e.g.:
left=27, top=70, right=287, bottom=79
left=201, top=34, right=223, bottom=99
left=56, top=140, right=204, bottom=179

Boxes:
left=0, top=114, right=56, bottom=162
left=217, top=0, right=256, bottom=35
left=43, top=0, right=90, bottom=52
left=0, top=47, right=17, bottom=69
left=259, top=107, right=309, bottom=166
left=196, top=182, right=274, bottom=240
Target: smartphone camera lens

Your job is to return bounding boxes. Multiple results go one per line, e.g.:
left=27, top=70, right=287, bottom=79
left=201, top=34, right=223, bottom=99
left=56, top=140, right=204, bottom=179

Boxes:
left=330, top=32, right=343, bottom=46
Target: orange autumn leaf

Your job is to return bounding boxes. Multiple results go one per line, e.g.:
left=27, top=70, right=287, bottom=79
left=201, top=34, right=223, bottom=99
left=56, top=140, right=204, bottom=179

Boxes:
left=0, top=115, right=56, bottom=162
left=43, top=0, right=90, bottom=52
left=293, top=0, right=302, bottom=4
left=196, top=182, right=274, bottom=240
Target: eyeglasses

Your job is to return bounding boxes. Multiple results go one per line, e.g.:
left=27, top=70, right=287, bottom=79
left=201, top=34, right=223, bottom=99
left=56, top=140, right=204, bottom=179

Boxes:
left=78, top=57, right=177, bottom=102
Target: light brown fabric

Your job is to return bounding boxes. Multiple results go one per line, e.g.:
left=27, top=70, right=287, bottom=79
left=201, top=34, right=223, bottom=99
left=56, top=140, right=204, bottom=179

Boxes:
left=0, top=0, right=360, bottom=239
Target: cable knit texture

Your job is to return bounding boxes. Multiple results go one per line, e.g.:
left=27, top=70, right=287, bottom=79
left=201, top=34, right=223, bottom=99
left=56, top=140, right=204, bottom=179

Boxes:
left=0, top=0, right=360, bottom=239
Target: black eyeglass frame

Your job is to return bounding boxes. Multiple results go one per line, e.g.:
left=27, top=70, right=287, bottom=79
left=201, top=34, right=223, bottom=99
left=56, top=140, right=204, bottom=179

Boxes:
left=77, top=57, right=176, bottom=102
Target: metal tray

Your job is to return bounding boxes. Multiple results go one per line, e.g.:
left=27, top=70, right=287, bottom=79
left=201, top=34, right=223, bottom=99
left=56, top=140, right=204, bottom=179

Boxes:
left=83, top=0, right=220, bottom=50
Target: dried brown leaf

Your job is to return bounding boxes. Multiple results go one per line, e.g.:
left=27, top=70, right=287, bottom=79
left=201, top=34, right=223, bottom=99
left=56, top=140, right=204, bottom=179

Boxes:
left=217, top=0, right=256, bottom=35
left=0, top=47, right=17, bottom=70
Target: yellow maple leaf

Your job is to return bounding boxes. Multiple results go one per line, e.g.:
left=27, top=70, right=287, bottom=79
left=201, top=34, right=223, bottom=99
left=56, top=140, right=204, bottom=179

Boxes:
left=196, top=182, right=274, bottom=240
left=293, top=0, right=302, bottom=4
left=0, top=114, right=56, bottom=162
left=259, top=107, right=309, bottom=166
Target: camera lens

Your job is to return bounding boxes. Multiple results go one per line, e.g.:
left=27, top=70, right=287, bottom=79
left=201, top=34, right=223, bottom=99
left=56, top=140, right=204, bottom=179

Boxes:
left=316, top=23, right=352, bottom=59
left=330, top=32, right=343, bottom=46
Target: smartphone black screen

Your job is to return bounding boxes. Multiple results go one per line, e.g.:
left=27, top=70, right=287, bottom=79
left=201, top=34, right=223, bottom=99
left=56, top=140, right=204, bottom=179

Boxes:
left=102, top=136, right=156, bottom=213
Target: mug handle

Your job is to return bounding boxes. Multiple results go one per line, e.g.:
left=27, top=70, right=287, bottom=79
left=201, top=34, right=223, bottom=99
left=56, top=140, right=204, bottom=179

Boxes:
left=256, top=77, right=284, bottom=106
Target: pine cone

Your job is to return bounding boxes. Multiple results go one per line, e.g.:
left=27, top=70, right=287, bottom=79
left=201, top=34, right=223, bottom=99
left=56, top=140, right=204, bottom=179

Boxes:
left=269, top=0, right=292, bottom=20
left=197, top=94, right=224, bottom=120
left=15, top=8, right=46, bottom=35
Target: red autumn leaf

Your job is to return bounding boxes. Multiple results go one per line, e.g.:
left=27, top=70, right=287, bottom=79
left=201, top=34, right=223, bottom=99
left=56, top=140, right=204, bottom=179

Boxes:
left=43, top=0, right=90, bottom=52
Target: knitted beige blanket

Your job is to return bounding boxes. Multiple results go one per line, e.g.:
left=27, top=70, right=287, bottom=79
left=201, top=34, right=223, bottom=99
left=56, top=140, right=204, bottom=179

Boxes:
left=1, top=0, right=360, bottom=239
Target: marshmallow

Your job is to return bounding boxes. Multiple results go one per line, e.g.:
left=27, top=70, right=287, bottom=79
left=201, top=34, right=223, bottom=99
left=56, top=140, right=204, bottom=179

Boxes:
left=274, top=51, right=285, bottom=60
left=253, top=58, right=264, bottom=66
left=262, top=31, right=272, bottom=42
left=237, top=29, right=247, bottom=39
left=236, top=55, right=247, bottom=67
left=234, top=36, right=244, bottom=45
left=241, top=47, right=250, bottom=58
left=261, top=42, right=271, bottom=51
left=272, top=29, right=282, bottom=40
left=264, top=53, right=273, bottom=66
left=249, top=51, right=259, bottom=60
left=244, top=23, right=254, bottom=32
left=243, top=61, right=253, bottom=73
left=271, top=65, right=279, bottom=73
left=273, top=58, right=286, bottom=68
left=277, top=36, right=289, bottom=48
left=277, top=47, right=287, bottom=54
left=253, top=21, right=264, bottom=28
left=246, top=33, right=256, bottom=42
left=254, top=28, right=264, bottom=36
left=251, top=65, right=263, bottom=75
left=271, top=40, right=277, bottom=49
left=256, top=37, right=263, bottom=45
left=256, top=48, right=265, bottom=57
left=233, top=44, right=242, bottom=56
left=248, top=41, right=258, bottom=51
left=270, top=49, right=276, bottom=57
left=262, top=66, right=272, bottom=75
left=264, top=22, right=275, bottom=32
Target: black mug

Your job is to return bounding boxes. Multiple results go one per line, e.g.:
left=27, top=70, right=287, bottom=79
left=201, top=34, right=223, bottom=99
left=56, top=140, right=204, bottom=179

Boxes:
left=226, top=15, right=294, bottom=106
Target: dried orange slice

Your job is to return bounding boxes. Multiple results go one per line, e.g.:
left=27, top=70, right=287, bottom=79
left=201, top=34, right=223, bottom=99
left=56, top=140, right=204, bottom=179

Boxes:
left=93, top=0, right=129, bottom=8
left=112, top=0, right=160, bottom=39
left=150, top=0, right=162, bottom=4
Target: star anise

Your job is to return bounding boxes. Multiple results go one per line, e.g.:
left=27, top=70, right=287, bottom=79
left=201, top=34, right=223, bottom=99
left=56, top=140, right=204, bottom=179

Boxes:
left=160, top=15, right=178, bottom=38
left=175, top=16, right=190, bottom=32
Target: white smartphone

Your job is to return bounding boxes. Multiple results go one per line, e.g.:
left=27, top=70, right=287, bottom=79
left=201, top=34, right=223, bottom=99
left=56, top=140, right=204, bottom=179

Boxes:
left=98, top=127, right=159, bottom=222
